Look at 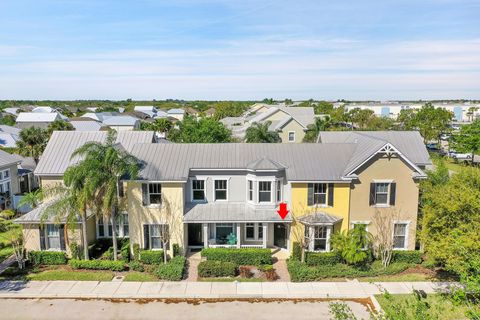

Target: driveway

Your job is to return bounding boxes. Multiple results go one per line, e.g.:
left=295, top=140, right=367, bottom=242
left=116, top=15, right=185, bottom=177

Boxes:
left=0, top=298, right=371, bottom=320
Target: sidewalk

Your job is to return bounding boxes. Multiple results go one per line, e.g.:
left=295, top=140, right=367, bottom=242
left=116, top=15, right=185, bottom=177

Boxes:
left=0, top=280, right=460, bottom=299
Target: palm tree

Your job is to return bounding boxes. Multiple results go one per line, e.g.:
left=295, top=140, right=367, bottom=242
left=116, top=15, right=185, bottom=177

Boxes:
left=46, top=120, right=75, bottom=136
left=18, top=189, right=43, bottom=209
left=303, top=116, right=332, bottom=142
left=72, top=131, right=140, bottom=260
left=16, top=127, right=49, bottom=164
left=245, top=121, right=281, bottom=143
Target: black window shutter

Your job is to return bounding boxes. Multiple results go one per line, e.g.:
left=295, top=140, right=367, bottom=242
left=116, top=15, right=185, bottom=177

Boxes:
left=141, top=183, right=148, bottom=206
left=389, top=182, right=396, bottom=206
left=59, top=225, right=66, bottom=251
left=143, top=225, right=150, bottom=250
left=328, top=183, right=334, bottom=206
left=118, top=181, right=124, bottom=198
left=369, top=183, right=376, bottom=206
left=307, top=184, right=314, bottom=206
left=39, top=226, right=46, bottom=250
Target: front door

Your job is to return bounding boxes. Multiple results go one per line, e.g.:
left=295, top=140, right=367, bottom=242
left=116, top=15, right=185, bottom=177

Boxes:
left=188, top=224, right=203, bottom=246
left=273, top=223, right=287, bottom=249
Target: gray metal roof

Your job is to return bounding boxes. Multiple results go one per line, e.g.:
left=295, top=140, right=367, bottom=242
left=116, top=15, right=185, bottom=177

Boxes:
left=0, top=125, right=20, bottom=135
left=16, top=112, right=61, bottom=123
left=130, top=143, right=356, bottom=181
left=35, top=131, right=155, bottom=176
left=14, top=199, right=94, bottom=224
left=184, top=202, right=292, bottom=222
left=70, top=121, right=104, bottom=131
left=298, top=211, right=343, bottom=225
left=102, top=116, right=139, bottom=126
left=0, top=149, right=21, bottom=168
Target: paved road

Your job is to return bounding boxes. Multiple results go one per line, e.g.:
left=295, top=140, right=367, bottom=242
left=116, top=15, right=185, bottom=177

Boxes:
left=0, top=298, right=371, bottom=320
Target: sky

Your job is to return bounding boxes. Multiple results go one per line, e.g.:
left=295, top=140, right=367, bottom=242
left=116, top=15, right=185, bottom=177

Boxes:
left=0, top=0, right=479, bottom=100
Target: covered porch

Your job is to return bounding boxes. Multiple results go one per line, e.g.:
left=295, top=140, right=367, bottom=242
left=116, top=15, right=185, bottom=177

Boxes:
left=298, top=211, right=343, bottom=252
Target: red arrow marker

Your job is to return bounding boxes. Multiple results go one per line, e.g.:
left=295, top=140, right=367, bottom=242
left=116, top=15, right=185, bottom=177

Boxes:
left=277, top=202, right=289, bottom=220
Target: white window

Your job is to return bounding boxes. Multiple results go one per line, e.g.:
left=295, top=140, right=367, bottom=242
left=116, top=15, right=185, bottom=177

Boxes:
left=258, top=181, right=272, bottom=202
left=393, top=223, right=408, bottom=249
left=248, top=180, right=254, bottom=202
left=192, top=180, right=205, bottom=201
left=214, top=180, right=227, bottom=201
left=46, top=224, right=61, bottom=250
left=313, top=226, right=328, bottom=251
left=122, top=213, right=129, bottom=237
left=2, top=170, right=9, bottom=179
left=149, top=183, right=162, bottom=205
left=288, top=131, right=295, bottom=142
left=97, top=213, right=129, bottom=238
left=245, top=223, right=263, bottom=241
left=215, top=223, right=235, bottom=244
left=313, top=183, right=327, bottom=205
left=276, top=180, right=282, bottom=202
left=149, top=224, right=167, bottom=250
left=375, top=183, right=389, bottom=205
left=97, top=218, right=105, bottom=237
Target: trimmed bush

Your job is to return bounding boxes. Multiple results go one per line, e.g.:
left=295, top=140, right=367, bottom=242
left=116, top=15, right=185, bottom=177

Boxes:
left=128, top=260, right=145, bottom=272
left=132, top=243, right=140, bottom=261
left=291, top=242, right=302, bottom=261
left=201, top=248, right=272, bottom=265
left=173, top=243, right=180, bottom=257
left=305, top=252, right=342, bottom=266
left=29, top=251, right=67, bottom=265
left=139, top=250, right=164, bottom=264
left=198, top=260, right=237, bottom=278
left=120, top=240, right=130, bottom=262
left=392, top=250, right=423, bottom=264
left=69, top=259, right=125, bottom=271
left=155, top=256, right=186, bottom=281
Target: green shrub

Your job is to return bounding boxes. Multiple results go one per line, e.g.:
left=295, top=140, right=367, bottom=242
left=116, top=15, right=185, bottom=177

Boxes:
left=305, top=252, right=341, bottom=266
left=198, top=260, right=237, bottom=278
left=139, top=250, right=164, bottom=264
left=172, top=243, right=180, bottom=257
left=155, top=256, right=186, bottom=281
left=120, top=240, right=130, bottom=262
left=132, top=243, right=140, bottom=261
left=201, top=248, right=272, bottom=265
left=69, top=259, right=125, bottom=271
left=29, top=251, right=67, bottom=265
left=392, top=250, right=423, bottom=264
left=291, top=242, right=302, bottom=261
left=128, top=260, right=145, bottom=272
left=69, top=243, right=83, bottom=260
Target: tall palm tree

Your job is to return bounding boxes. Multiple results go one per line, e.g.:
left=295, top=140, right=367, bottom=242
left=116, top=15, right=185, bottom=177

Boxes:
left=16, top=127, right=49, bottom=164
left=245, top=121, right=281, bottom=143
left=72, top=131, right=140, bottom=260
left=18, top=189, right=43, bottom=209
left=303, top=116, right=332, bottom=142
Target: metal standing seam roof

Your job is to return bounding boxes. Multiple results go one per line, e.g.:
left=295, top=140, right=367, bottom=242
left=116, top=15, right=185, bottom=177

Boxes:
left=249, top=106, right=315, bottom=129
left=14, top=199, right=95, bottom=224
left=0, top=125, right=21, bottom=135
left=102, top=116, right=139, bottom=126
left=297, top=211, right=343, bottom=225
left=184, top=202, right=292, bottom=222
left=0, top=133, right=19, bottom=148
left=16, top=112, right=61, bottom=123
left=35, top=131, right=155, bottom=176
left=70, top=121, right=104, bottom=131
left=167, top=108, right=185, bottom=114
left=0, top=149, right=21, bottom=167
left=130, top=142, right=357, bottom=182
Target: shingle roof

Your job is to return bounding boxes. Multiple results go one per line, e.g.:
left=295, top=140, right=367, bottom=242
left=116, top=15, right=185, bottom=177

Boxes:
left=184, top=203, right=292, bottom=222
left=16, top=112, right=61, bottom=123
left=130, top=143, right=356, bottom=181
left=35, top=131, right=155, bottom=176
left=0, top=149, right=21, bottom=167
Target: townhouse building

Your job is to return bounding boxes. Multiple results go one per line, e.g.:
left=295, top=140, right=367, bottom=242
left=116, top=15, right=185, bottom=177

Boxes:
left=17, top=130, right=430, bottom=257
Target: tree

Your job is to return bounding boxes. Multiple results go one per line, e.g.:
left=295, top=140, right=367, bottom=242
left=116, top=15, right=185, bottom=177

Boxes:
left=156, top=198, right=183, bottom=264
left=397, top=109, right=418, bottom=130
left=348, top=108, right=375, bottom=129
left=46, top=120, right=74, bottom=136
left=371, top=208, right=400, bottom=268
left=262, top=98, right=275, bottom=105
left=15, top=127, right=49, bottom=164
left=72, top=131, right=140, bottom=260
left=284, top=98, right=293, bottom=106
left=303, top=116, right=332, bottom=142
left=451, top=119, right=480, bottom=165
left=415, top=103, right=453, bottom=143
left=331, top=226, right=371, bottom=265
left=0, top=114, right=16, bottom=126
left=168, top=116, right=232, bottom=143
left=212, top=101, right=248, bottom=120
left=18, top=189, right=43, bottom=209
left=140, top=118, right=173, bottom=134
left=0, top=211, right=29, bottom=269
left=313, top=101, right=334, bottom=115
left=245, top=121, right=281, bottom=143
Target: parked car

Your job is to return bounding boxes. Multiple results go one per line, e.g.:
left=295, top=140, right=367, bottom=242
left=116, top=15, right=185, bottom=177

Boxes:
left=426, top=143, right=440, bottom=151
left=448, top=150, right=472, bottom=161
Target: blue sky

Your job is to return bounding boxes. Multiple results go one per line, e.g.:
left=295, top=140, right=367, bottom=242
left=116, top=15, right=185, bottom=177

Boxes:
left=0, top=0, right=479, bottom=100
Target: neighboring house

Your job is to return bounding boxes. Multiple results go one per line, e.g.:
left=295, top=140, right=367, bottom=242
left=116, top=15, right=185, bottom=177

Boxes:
left=0, top=150, right=37, bottom=211
left=134, top=106, right=158, bottom=118
left=102, top=116, right=141, bottom=131
left=31, top=106, right=68, bottom=120
left=19, top=130, right=429, bottom=257
left=3, top=108, right=20, bottom=116
left=0, top=125, right=21, bottom=148
left=81, top=112, right=119, bottom=122
left=16, top=112, right=64, bottom=129
left=70, top=120, right=105, bottom=131
left=167, top=108, right=185, bottom=121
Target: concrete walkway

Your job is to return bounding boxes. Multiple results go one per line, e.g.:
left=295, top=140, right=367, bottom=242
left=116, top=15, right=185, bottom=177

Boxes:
left=0, top=280, right=460, bottom=299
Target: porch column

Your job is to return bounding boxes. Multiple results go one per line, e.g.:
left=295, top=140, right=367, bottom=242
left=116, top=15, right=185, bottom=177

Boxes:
left=308, top=225, right=314, bottom=251
left=236, top=223, right=241, bottom=248
left=262, top=224, right=267, bottom=248
left=326, top=226, right=332, bottom=252
left=203, top=223, right=208, bottom=248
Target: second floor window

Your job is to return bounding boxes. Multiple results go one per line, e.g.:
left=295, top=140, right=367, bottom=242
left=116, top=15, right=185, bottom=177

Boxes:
left=308, top=183, right=334, bottom=206
left=313, top=183, right=327, bottom=205
left=148, top=183, right=162, bottom=205
left=214, top=180, right=227, bottom=200
left=258, top=181, right=272, bottom=202
left=192, top=180, right=205, bottom=201
left=276, top=180, right=281, bottom=202
left=370, top=182, right=396, bottom=206
left=248, top=180, right=253, bottom=201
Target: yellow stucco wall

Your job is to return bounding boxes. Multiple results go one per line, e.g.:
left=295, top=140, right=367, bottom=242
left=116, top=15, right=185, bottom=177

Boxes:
left=278, top=119, right=306, bottom=143
left=127, top=182, right=185, bottom=255
left=289, top=183, right=351, bottom=246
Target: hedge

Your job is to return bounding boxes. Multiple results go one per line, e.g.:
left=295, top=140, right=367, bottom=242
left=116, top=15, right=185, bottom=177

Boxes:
left=29, top=251, right=67, bottom=265
left=69, top=259, right=125, bottom=271
left=287, top=260, right=412, bottom=282
left=155, top=256, right=186, bottom=281
left=305, top=252, right=342, bottom=266
left=392, top=250, right=423, bottom=264
left=201, top=248, right=272, bottom=265
left=198, top=260, right=237, bottom=278
left=139, top=250, right=164, bottom=264
left=291, top=242, right=302, bottom=261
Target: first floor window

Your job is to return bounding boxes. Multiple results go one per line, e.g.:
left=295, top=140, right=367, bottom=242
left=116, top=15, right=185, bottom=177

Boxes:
left=258, top=181, right=272, bottom=202
left=245, top=223, right=264, bottom=241
left=393, top=223, right=407, bottom=249
left=374, top=183, right=389, bottom=205
left=150, top=224, right=168, bottom=249
left=98, top=214, right=129, bottom=238
left=122, top=213, right=129, bottom=237
left=98, top=218, right=105, bottom=237
left=149, top=183, right=162, bottom=205
left=215, top=223, right=234, bottom=244
left=46, top=224, right=61, bottom=250
left=192, top=180, right=205, bottom=201
left=313, top=226, right=328, bottom=251
left=214, top=180, right=227, bottom=200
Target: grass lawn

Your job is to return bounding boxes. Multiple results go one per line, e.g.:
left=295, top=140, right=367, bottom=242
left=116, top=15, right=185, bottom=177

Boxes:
left=198, top=277, right=265, bottom=282
left=0, top=223, right=19, bottom=262
left=123, top=272, right=158, bottom=282
left=27, top=269, right=114, bottom=281
left=0, top=247, right=13, bottom=262
left=375, top=294, right=475, bottom=320
left=359, top=273, right=435, bottom=282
